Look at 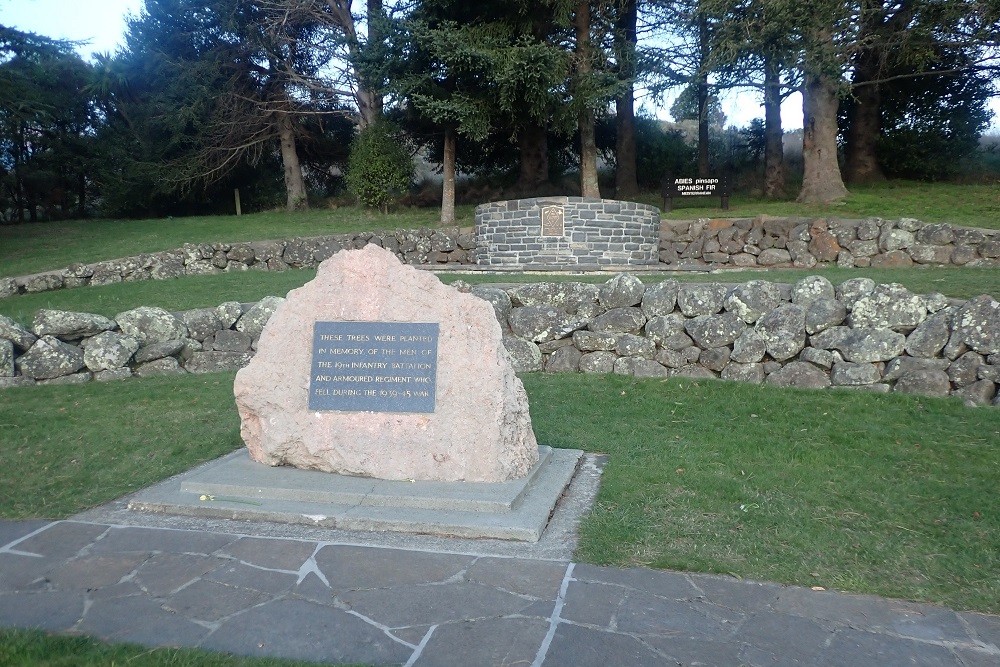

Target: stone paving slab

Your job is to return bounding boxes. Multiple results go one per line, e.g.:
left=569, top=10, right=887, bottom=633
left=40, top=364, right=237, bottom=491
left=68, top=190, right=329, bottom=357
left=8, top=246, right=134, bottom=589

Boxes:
left=127, top=447, right=583, bottom=542
left=2, top=519, right=999, bottom=666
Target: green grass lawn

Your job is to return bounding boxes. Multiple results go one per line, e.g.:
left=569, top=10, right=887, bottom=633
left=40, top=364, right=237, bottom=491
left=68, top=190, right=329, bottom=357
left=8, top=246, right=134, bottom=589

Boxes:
left=1, top=371, right=997, bottom=614
left=0, top=206, right=475, bottom=279
left=0, top=628, right=350, bottom=667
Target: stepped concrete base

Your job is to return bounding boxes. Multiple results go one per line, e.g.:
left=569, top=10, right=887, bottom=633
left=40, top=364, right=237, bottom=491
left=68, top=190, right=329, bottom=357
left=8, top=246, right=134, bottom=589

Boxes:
left=128, top=446, right=583, bottom=542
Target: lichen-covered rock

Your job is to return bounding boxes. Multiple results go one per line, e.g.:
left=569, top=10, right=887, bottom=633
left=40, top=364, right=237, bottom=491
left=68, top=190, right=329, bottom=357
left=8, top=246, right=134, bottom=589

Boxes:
left=677, top=283, right=728, bottom=317
left=884, top=356, right=949, bottom=381
left=210, top=329, right=252, bottom=353
left=791, top=275, right=835, bottom=305
left=905, top=310, right=952, bottom=358
left=23, top=272, right=63, bottom=293
left=731, top=329, right=767, bottom=364
left=0, top=339, right=12, bottom=376
left=836, top=277, right=876, bottom=310
left=878, top=228, right=914, bottom=252
left=756, top=248, right=791, bottom=265
left=831, top=362, right=880, bottom=386
left=954, top=380, right=996, bottom=406
left=83, top=331, right=140, bottom=371
left=32, top=309, right=116, bottom=338
left=641, top=280, right=679, bottom=318
left=805, top=298, right=847, bottom=335
left=724, top=281, right=782, bottom=323
left=870, top=250, right=914, bottom=268
left=0, top=277, right=17, bottom=299
left=615, top=333, right=656, bottom=359
left=684, top=313, right=745, bottom=349
left=235, top=296, right=285, bottom=339
left=893, top=369, right=951, bottom=397
left=502, top=336, right=542, bottom=372
left=216, top=301, right=244, bottom=329
left=0, top=314, right=38, bottom=351
left=755, top=304, right=806, bottom=361
left=915, top=223, right=954, bottom=245
left=546, top=346, right=582, bottom=372
left=508, top=282, right=599, bottom=314
left=799, top=347, right=839, bottom=369
left=133, top=339, right=186, bottom=364
left=644, top=314, right=687, bottom=347
left=948, top=351, right=984, bottom=388
left=580, top=350, right=617, bottom=374
left=838, top=328, right=907, bottom=363
left=951, top=295, right=1000, bottom=354
left=614, top=357, right=668, bottom=377
left=116, top=306, right=188, bottom=345
left=572, top=330, right=618, bottom=352
left=471, top=286, right=512, bottom=328
left=721, top=362, right=764, bottom=384
left=184, top=351, right=252, bottom=373
left=850, top=284, right=926, bottom=330
left=656, top=346, right=700, bottom=368
left=766, top=362, right=830, bottom=389
left=599, top=274, right=645, bottom=309
left=179, top=308, right=224, bottom=341
left=699, top=346, right=731, bottom=372
left=135, top=357, right=185, bottom=377
left=590, top=307, right=647, bottom=335
left=15, top=336, right=85, bottom=379
left=509, top=306, right=586, bottom=343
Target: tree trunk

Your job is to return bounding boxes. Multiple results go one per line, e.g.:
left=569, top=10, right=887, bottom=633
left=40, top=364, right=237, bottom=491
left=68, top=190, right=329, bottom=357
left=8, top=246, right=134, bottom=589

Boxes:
left=324, top=0, right=382, bottom=128
left=797, top=73, right=849, bottom=203
left=77, top=172, right=87, bottom=218
left=613, top=0, right=639, bottom=198
left=441, top=127, right=456, bottom=225
left=575, top=1, right=600, bottom=198
left=844, top=57, right=885, bottom=184
left=516, top=121, right=549, bottom=192
left=277, top=111, right=308, bottom=211
left=763, top=57, right=786, bottom=199
left=697, top=14, right=710, bottom=178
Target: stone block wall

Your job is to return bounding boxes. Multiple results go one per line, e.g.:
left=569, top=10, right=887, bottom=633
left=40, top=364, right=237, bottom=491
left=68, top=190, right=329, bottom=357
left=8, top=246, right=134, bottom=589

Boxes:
left=0, top=228, right=477, bottom=300
left=476, top=197, right=659, bottom=267
left=3, top=274, right=999, bottom=407
left=659, top=217, right=1000, bottom=269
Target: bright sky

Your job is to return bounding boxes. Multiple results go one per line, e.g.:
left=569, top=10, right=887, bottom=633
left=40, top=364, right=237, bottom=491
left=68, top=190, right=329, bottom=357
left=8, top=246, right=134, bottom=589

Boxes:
left=2, top=0, right=996, bottom=132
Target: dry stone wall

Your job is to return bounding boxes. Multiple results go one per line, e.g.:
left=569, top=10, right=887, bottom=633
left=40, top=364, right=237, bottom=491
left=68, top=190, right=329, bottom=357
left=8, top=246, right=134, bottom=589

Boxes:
left=2, top=274, right=999, bottom=407
left=0, top=228, right=476, bottom=300
left=659, top=217, right=1000, bottom=269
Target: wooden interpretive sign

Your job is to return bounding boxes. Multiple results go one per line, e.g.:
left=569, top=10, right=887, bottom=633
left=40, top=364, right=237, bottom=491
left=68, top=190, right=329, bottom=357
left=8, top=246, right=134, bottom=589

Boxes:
left=541, top=205, right=565, bottom=236
left=309, top=321, right=439, bottom=413
left=661, top=175, right=730, bottom=211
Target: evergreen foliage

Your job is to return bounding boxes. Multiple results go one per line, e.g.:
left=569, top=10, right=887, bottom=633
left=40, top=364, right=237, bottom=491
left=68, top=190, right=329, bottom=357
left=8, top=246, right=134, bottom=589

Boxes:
left=346, top=120, right=413, bottom=212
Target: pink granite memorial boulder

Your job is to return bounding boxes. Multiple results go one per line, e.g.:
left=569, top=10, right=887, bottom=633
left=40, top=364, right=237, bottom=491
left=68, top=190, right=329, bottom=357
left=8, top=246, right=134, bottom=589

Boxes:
left=234, top=245, right=539, bottom=482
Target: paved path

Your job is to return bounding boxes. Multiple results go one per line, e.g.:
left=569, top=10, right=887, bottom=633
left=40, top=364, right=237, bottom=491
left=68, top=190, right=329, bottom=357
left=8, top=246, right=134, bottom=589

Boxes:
left=2, top=519, right=998, bottom=666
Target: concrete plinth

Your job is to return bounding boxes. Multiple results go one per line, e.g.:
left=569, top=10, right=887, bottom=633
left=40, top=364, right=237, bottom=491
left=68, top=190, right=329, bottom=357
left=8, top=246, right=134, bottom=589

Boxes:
left=128, top=446, right=583, bottom=542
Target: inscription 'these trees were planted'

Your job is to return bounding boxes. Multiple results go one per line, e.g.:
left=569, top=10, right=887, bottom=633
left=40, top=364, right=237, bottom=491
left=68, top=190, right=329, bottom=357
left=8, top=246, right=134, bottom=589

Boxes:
left=309, top=321, right=438, bottom=413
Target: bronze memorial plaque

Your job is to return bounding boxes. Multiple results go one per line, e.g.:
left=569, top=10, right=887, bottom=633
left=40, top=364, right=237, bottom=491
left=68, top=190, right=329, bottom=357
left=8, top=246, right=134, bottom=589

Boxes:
left=541, top=205, right=565, bottom=237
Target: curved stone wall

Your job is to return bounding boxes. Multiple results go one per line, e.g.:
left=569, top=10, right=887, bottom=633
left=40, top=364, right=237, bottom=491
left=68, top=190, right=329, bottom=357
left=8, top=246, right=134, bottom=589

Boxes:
left=475, top=197, right=659, bottom=267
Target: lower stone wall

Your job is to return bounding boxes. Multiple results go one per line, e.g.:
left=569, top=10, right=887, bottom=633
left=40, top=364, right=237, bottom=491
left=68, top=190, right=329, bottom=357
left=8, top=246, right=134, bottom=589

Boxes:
left=2, top=274, right=998, bottom=407
left=659, top=217, right=1000, bottom=268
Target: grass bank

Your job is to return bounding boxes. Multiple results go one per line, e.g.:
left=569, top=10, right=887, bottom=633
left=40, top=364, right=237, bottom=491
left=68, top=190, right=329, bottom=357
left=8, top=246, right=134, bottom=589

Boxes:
left=653, top=181, right=1000, bottom=227
left=0, top=265, right=996, bottom=325
left=3, top=181, right=996, bottom=278
left=1, top=371, right=997, bottom=614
